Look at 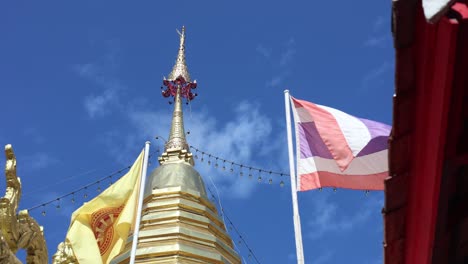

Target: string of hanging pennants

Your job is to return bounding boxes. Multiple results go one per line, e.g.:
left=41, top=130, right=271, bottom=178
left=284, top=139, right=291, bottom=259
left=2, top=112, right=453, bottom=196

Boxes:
left=23, top=143, right=374, bottom=263
left=25, top=145, right=290, bottom=214
left=27, top=165, right=130, bottom=214
left=190, top=146, right=287, bottom=187
left=190, top=146, right=372, bottom=194
left=26, top=144, right=375, bottom=214
left=25, top=149, right=263, bottom=263
left=26, top=150, right=159, bottom=213
left=26, top=144, right=375, bottom=215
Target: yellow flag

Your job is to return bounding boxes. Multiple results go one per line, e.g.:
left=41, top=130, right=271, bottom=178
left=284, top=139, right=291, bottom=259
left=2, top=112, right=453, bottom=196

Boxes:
left=66, top=149, right=144, bottom=264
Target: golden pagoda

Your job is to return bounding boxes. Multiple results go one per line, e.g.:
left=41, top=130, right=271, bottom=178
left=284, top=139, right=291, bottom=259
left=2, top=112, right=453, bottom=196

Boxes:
left=108, top=27, right=241, bottom=264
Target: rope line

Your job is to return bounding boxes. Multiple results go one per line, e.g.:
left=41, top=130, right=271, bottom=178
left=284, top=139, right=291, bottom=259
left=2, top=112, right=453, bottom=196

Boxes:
left=26, top=150, right=159, bottom=212
left=26, top=165, right=131, bottom=211
left=26, top=145, right=292, bottom=213
left=205, top=169, right=249, bottom=263
left=190, top=146, right=288, bottom=187
left=24, top=147, right=262, bottom=263
left=205, top=184, right=261, bottom=264
left=191, top=146, right=288, bottom=177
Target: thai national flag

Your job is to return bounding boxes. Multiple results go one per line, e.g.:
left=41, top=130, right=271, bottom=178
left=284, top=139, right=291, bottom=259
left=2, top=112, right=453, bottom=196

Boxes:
left=290, top=97, right=391, bottom=191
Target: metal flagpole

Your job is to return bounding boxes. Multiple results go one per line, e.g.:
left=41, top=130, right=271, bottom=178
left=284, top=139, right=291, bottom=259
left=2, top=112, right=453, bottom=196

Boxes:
left=284, top=90, right=305, bottom=264
left=129, top=141, right=151, bottom=264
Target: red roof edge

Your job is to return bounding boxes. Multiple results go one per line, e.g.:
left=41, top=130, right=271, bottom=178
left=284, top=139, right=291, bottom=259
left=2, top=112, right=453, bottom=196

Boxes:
left=385, top=0, right=460, bottom=263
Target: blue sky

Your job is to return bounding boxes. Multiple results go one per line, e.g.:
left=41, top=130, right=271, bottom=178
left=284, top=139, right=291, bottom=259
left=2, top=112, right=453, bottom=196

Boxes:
left=1, top=1, right=393, bottom=263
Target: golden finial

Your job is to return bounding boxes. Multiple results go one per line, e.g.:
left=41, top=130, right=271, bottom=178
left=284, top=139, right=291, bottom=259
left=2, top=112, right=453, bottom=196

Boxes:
left=164, top=86, right=189, bottom=152
left=167, top=26, right=191, bottom=82
left=159, top=26, right=196, bottom=166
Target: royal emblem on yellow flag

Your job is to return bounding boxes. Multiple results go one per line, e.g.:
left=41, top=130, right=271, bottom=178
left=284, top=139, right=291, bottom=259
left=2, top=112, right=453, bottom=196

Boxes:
left=91, top=205, right=124, bottom=256
left=64, top=149, right=145, bottom=264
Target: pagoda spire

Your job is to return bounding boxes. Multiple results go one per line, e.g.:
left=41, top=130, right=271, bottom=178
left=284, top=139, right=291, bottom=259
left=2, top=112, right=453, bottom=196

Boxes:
left=167, top=26, right=191, bottom=83
left=110, top=26, right=240, bottom=264
left=159, top=26, right=197, bottom=166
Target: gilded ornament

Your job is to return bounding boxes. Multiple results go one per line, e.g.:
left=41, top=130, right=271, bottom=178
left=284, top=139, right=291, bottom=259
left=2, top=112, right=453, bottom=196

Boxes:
left=0, top=145, right=48, bottom=264
left=52, top=241, right=77, bottom=264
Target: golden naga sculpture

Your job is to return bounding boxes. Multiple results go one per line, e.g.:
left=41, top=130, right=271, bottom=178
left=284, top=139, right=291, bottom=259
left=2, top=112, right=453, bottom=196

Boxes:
left=52, top=241, right=77, bottom=264
left=0, top=144, right=48, bottom=264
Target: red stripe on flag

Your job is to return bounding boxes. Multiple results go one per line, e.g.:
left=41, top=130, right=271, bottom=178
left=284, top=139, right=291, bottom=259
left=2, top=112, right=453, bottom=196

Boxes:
left=292, top=97, right=354, bottom=171
left=299, top=171, right=387, bottom=191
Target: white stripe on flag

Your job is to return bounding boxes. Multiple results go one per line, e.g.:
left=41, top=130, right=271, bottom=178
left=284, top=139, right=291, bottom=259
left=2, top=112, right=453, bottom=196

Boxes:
left=317, top=104, right=371, bottom=156
left=298, top=149, right=388, bottom=175
left=294, top=107, right=314, bottom=122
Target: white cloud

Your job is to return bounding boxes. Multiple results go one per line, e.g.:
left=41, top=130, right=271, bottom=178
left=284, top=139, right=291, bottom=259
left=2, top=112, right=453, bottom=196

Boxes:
left=266, top=75, right=284, bottom=88
left=111, top=100, right=285, bottom=199
left=363, top=16, right=390, bottom=48
left=258, top=37, right=296, bottom=88
left=256, top=44, right=272, bottom=59
left=361, top=61, right=391, bottom=89
left=307, top=192, right=383, bottom=240
left=280, top=38, right=296, bottom=66
left=74, top=63, right=99, bottom=78
left=372, top=16, right=385, bottom=32
left=83, top=88, right=119, bottom=118
left=74, top=39, right=124, bottom=119
left=23, top=152, right=58, bottom=170
left=364, top=35, right=390, bottom=48
left=265, top=71, right=290, bottom=88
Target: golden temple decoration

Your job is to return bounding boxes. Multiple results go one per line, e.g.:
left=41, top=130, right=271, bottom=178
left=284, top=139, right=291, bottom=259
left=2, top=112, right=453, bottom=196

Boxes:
left=51, top=241, right=77, bottom=264
left=159, top=86, right=194, bottom=166
left=52, top=26, right=240, bottom=264
left=0, top=144, right=48, bottom=264
left=159, top=26, right=196, bottom=166
left=110, top=186, right=241, bottom=264
left=167, top=26, right=191, bottom=83
left=109, top=26, right=240, bottom=264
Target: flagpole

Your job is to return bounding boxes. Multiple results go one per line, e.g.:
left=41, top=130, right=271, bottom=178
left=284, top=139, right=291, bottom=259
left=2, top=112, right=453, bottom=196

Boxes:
left=284, top=90, right=305, bottom=264
left=129, top=141, right=151, bottom=264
